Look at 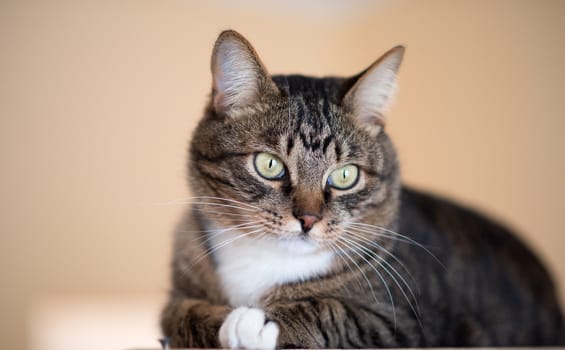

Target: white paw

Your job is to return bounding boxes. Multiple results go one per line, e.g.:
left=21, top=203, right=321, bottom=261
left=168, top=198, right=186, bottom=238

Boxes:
left=219, top=307, right=279, bottom=349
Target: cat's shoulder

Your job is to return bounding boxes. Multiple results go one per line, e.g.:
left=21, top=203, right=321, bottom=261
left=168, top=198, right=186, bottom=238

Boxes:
left=399, top=185, right=514, bottom=238
left=399, top=186, right=556, bottom=290
left=398, top=185, right=538, bottom=262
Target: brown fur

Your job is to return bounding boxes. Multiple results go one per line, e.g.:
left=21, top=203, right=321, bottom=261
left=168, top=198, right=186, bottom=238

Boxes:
left=161, top=30, right=565, bottom=348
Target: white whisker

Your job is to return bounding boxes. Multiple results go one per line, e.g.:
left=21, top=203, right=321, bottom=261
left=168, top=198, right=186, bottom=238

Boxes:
left=337, top=236, right=397, bottom=331
left=192, top=208, right=258, bottom=218
left=159, top=196, right=263, bottom=211
left=326, top=242, right=366, bottom=294
left=332, top=240, right=381, bottom=306
left=186, top=221, right=267, bottom=244
left=341, top=234, right=423, bottom=329
left=187, top=201, right=259, bottom=212
left=347, top=222, right=445, bottom=269
left=344, top=229, right=420, bottom=293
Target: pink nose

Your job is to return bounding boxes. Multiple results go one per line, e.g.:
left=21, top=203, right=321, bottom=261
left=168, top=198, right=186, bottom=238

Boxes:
left=297, top=214, right=321, bottom=232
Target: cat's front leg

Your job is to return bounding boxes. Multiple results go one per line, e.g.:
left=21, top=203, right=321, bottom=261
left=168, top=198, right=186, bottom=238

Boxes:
left=161, top=296, right=231, bottom=348
left=217, top=300, right=351, bottom=349
left=219, top=307, right=279, bottom=349
left=264, top=297, right=422, bottom=348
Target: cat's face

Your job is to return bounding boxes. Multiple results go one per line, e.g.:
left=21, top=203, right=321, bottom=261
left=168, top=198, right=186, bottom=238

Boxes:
left=189, top=31, right=403, bottom=254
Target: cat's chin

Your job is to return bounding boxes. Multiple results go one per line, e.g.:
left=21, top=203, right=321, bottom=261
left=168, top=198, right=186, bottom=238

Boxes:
left=276, top=236, right=321, bottom=255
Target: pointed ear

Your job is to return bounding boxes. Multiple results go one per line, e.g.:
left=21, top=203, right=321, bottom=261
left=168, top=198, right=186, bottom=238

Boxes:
left=343, top=46, right=405, bottom=131
left=211, top=30, right=277, bottom=116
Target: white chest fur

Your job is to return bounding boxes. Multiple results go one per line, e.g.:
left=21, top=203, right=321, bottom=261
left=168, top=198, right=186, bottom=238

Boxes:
left=209, top=231, right=334, bottom=307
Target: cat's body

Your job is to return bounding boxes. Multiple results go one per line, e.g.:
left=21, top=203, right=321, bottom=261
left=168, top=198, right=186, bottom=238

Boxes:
left=161, top=31, right=565, bottom=348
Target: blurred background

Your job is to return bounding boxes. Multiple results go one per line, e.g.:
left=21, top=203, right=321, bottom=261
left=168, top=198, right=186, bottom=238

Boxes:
left=1, top=0, right=564, bottom=349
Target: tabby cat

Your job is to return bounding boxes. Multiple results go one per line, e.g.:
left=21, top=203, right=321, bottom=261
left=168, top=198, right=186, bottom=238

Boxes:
left=160, top=30, right=565, bottom=348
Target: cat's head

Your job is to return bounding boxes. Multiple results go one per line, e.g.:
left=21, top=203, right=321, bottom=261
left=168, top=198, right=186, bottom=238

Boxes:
left=189, top=30, right=403, bottom=254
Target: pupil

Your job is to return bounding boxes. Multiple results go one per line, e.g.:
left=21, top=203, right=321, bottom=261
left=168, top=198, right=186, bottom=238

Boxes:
left=269, top=159, right=274, bottom=169
left=342, top=169, right=348, bottom=179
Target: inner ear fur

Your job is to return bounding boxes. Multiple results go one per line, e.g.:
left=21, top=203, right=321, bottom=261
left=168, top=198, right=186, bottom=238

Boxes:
left=211, top=30, right=278, bottom=117
left=343, top=46, right=405, bottom=129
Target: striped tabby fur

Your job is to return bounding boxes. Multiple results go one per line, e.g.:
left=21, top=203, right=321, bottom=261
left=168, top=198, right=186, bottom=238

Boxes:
left=161, top=30, right=565, bottom=348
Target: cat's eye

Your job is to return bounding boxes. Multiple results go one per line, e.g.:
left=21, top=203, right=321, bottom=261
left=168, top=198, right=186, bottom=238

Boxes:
left=254, top=152, right=286, bottom=180
left=327, top=164, right=359, bottom=190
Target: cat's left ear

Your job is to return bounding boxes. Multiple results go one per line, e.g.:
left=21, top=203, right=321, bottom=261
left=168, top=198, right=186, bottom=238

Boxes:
left=211, top=30, right=278, bottom=117
left=343, top=46, right=405, bottom=132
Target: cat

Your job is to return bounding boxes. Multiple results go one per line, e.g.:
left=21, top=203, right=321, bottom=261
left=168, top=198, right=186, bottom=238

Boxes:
left=160, top=30, right=565, bottom=348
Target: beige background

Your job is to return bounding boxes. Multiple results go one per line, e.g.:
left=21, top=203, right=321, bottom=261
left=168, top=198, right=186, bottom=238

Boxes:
left=1, top=0, right=564, bottom=349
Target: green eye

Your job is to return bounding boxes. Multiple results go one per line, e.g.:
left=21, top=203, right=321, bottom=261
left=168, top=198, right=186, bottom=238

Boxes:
left=254, top=152, right=286, bottom=180
left=328, top=164, right=359, bottom=190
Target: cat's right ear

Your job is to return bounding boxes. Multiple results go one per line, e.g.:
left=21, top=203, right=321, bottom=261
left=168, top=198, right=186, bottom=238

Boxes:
left=343, top=46, right=405, bottom=133
left=210, top=30, right=278, bottom=117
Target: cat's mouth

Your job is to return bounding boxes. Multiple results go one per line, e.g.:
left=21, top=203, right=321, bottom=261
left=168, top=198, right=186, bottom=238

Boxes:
left=276, top=235, right=321, bottom=255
